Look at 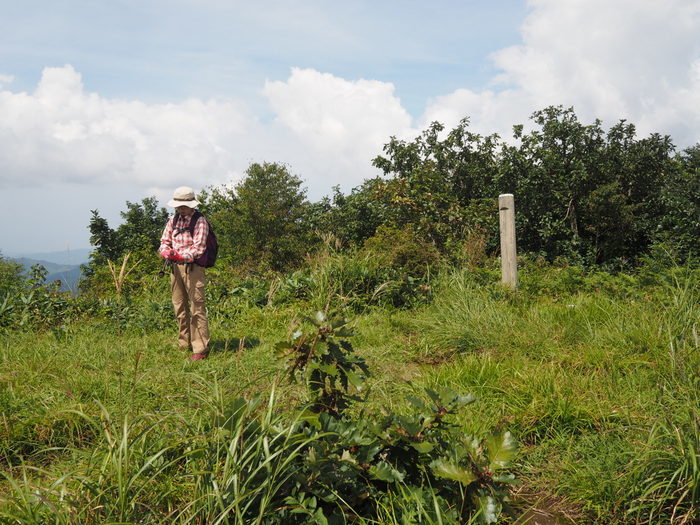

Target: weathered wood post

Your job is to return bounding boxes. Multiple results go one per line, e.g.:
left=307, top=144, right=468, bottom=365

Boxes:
left=499, top=194, right=518, bottom=289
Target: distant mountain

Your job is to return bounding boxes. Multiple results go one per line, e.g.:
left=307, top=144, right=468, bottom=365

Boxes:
left=13, top=258, right=76, bottom=274
left=11, top=256, right=87, bottom=294
left=7, top=248, right=92, bottom=266
left=46, top=266, right=84, bottom=294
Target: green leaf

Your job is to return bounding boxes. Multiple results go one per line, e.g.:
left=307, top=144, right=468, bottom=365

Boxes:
left=410, top=441, right=435, bottom=453
left=492, top=473, right=517, bottom=484
left=340, top=449, right=357, bottom=464
left=393, top=415, right=422, bottom=436
left=298, top=409, right=321, bottom=428
left=430, top=459, right=477, bottom=485
left=430, top=386, right=475, bottom=408
left=355, top=443, right=383, bottom=464
left=369, top=461, right=405, bottom=483
left=453, top=392, right=477, bottom=407
left=215, top=397, right=248, bottom=431
left=346, top=370, right=365, bottom=389
left=485, top=431, right=517, bottom=470
left=273, top=341, right=294, bottom=357
left=313, top=507, right=329, bottom=525
left=405, top=395, right=428, bottom=411
left=330, top=317, right=347, bottom=329
left=334, top=327, right=355, bottom=338
left=425, top=388, right=442, bottom=405
left=319, top=363, right=338, bottom=376
left=475, top=494, right=501, bottom=524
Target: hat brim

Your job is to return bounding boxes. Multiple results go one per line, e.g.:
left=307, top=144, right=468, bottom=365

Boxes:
left=168, top=198, right=200, bottom=208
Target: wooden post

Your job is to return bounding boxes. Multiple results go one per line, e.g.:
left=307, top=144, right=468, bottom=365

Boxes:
left=499, top=194, right=518, bottom=289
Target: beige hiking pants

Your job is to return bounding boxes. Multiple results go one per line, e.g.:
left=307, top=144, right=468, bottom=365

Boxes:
left=171, top=263, right=210, bottom=355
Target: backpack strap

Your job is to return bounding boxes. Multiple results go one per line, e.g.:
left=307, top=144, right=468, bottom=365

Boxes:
left=172, top=212, right=183, bottom=237
left=188, top=211, right=203, bottom=236
left=172, top=210, right=204, bottom=238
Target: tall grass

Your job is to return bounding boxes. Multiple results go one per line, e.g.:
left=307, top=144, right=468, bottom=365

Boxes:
left=625, top=409, right=700, bottom=524
left=0, top=383, right=325, bottom=524
left=408, top=264, right=699, bottom=522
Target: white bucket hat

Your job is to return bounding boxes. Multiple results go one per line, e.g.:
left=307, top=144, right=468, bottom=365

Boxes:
left=168, top=186, right=201, bottom=208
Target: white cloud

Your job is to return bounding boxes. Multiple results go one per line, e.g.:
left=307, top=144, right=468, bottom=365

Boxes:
left=0, top=65, right=410, bottom=200
left=421, top=0, right=700, bottom=146
left=0, top=65, right=254, bottom=190
left=262, top=67, right=414, bottom=186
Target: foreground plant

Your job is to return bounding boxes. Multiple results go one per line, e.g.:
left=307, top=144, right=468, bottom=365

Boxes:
left=276, top=312, right=518, bottom=524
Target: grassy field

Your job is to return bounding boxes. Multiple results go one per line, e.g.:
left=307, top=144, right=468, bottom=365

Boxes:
left=0, top=259, right=698, bottom=523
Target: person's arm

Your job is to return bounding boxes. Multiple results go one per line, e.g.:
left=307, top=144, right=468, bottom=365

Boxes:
left=158, top=218, right=174, bottom=257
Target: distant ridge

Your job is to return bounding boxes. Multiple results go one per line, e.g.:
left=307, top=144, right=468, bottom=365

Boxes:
left=7, top=248, right=92, bottom=266
left=8, top=250, right=92, bottom=294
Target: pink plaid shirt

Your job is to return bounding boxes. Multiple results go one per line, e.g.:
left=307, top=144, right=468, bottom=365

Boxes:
left=159, top=212, right=209, bottom=263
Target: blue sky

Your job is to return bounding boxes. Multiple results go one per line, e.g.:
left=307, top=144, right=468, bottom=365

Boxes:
left=1, top=0, right=699, bottom=255
left=2, top=1, right=526, bottom=115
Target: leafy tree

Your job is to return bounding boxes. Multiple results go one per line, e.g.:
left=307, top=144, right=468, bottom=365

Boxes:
left=197, top=183, right=239, bottom=218
left=369, top=106, right=687, bottom=266
left=312, top=180, right=390, bottom=248
left=221, top=162, right=312, bottom=272
left=81, top=108, right=697, bottom=279
left=654, top=144, right=700, bottom=259
left=116, top=197, right=170, bottom=255
left=372, top=119, right=501, bottom=252
left=88, top=210, right=120, bottom=266
left=0, top=252, right=25, bottom=296
left=88, top=197, right=168, bottom=265
left=85, top=197, right=169, bottom=292
left=498, top=106, right=676, bottom=265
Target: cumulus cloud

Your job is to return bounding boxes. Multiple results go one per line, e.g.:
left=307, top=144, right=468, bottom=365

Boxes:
left=262, top=67, right=414, bottom=186
left=0, top=65, right=411, bottom=197
left=0, top=65, right=253, bottom=190
left=421, top=0, right=700, bottom=146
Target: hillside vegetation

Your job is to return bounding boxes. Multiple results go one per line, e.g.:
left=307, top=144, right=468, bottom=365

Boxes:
left=0, top=107, right=698, bottom=523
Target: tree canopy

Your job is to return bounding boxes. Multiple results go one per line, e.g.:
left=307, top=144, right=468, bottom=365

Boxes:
left=84, top=106, right=699, bottom=284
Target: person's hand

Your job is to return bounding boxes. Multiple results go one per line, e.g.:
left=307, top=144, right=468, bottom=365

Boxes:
left=168, top=249, right=185, bottom=263
left=160, top=249, right=170, bottom=259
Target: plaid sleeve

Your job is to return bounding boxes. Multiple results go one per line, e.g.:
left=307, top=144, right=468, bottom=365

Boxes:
left=158, top=218, right=174, bottom=253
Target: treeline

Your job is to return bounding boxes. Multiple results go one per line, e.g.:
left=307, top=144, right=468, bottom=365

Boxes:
left=85, top=105, right=699, bottom=285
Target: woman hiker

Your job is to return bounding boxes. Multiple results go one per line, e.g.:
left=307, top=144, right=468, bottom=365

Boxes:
left=159, top=186, right=211, bottom=360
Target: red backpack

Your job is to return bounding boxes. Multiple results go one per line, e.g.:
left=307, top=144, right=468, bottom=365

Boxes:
left=172, top=211, right=219, bottom=268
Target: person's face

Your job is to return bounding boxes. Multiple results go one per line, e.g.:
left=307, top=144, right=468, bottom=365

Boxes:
left=176, top=205, right=195, bottom=217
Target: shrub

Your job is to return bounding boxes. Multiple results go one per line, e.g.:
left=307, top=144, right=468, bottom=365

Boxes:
left=362, top=224, right=442, bottom=278
left=275, top=312, right=518, bottom=523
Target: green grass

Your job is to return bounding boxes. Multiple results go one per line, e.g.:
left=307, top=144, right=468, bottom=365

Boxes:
left=0, top=261, right=698, bottom=523
left=406, top=265, right=699, bottom=523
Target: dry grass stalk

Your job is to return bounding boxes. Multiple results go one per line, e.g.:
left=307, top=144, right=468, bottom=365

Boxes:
left=107, top=251, right=141, bottom=295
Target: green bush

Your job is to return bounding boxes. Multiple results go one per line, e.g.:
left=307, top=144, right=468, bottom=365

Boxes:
left=301, top=248, right=434, bottom=311
left=0, top=253, right=24, bottom=297
left=275, top=312, right=518, bottom=523
left=362, top=224, right=441, bottom=277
